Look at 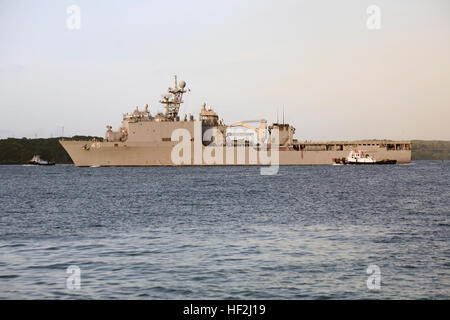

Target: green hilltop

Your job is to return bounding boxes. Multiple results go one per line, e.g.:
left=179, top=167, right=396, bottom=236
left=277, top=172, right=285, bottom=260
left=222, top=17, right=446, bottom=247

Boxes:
left=411, top=140, right=450, bottom=160
left=0, top=138, right=448, bottom=164
left=0, top=136, right=102, bottom=164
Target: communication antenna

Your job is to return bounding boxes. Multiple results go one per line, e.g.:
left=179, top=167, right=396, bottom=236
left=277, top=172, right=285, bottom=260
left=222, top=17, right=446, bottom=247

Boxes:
left=159, top=75, right=188, bottom=121
left=282, top=105, right=285, bottom=125
left=276, top=107, right=279, bottom=124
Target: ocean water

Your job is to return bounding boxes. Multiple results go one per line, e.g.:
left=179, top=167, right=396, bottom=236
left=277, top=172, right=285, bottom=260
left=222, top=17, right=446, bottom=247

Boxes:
left=0, top=161, right=449, bottom=299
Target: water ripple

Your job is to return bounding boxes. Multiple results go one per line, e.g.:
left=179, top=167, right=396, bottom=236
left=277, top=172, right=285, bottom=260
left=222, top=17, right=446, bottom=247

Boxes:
left=0, top=161, right=449, bottom=299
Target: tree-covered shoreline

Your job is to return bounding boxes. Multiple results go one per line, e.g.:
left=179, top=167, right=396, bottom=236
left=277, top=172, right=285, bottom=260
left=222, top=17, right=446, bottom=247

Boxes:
left=0, top=136, right=102, bottom=164
left=411, top=140, right=450, bottom=160
left=0, top=138, right=448, bottom=164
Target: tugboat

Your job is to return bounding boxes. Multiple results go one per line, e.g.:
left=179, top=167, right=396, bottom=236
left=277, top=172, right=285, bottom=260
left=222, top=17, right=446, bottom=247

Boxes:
left=28, top=155, right=55, bottom=166
left=333, top=150, right=397, bottom=165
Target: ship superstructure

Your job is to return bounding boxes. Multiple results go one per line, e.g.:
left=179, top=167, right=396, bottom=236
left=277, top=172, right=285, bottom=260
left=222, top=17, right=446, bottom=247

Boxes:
left=60, top=76, right=411, bottom=166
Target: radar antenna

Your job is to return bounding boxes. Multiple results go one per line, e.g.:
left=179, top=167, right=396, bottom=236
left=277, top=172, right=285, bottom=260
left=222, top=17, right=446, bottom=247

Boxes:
left=159, top=75, right=188, bottom=121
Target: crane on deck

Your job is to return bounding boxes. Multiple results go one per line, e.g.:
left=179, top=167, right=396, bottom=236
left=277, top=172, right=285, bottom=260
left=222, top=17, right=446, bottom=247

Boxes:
left=225, top=119, right=267, bottom=144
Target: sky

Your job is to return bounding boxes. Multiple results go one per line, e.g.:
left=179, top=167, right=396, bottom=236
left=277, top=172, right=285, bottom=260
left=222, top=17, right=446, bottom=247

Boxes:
left=0, top=0, right=449, bottom=140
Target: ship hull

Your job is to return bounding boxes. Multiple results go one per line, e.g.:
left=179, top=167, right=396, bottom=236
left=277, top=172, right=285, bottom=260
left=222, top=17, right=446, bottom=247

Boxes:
left=28, top=162, right=56, bottom=166
left=60, top=140, right=411, bottom=167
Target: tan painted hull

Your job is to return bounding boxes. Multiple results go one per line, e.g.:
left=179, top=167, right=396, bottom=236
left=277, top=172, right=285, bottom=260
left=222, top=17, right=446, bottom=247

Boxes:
left=60, top=140, right=411, bottom=167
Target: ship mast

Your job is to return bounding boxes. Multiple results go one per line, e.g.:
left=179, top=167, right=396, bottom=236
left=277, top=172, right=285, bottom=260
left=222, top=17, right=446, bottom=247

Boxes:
left=159, top=75, right=187, bottom=121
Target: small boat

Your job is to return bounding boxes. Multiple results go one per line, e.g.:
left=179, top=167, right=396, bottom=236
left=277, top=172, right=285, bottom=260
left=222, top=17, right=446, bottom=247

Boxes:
left=28, top=155, right=55, bottom=166
left=333, top=150, right=397, bottom=165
